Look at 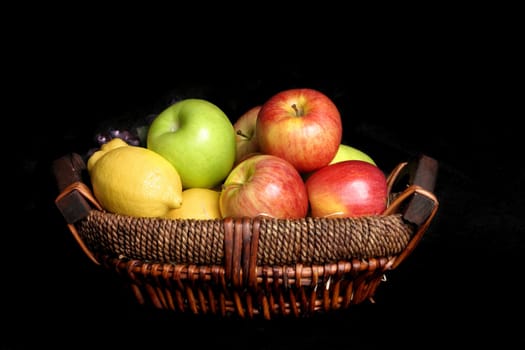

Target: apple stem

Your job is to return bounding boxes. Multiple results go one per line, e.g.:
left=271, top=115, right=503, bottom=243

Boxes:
left=236, top=129, right=250, bottom=139
left=291, top=104, right=304, bottom=117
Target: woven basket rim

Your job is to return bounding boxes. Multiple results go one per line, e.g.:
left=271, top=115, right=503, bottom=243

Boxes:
left=54, top=152, right=439, bottom=271
left=77, top=209, right=414, bottom=266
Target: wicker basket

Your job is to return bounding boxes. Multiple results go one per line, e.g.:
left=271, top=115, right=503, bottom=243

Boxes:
left=53, top=152, right=439, bottom=320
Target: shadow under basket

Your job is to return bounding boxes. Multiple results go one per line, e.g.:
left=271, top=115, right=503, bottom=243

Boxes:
left=53, top=153, right=439, bottom=320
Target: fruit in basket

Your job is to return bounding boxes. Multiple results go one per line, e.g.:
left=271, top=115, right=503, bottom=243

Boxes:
left=305, top=160, right=387, bottom=218
left=220, top=154, right=309, bottom=219
left=256, top=88, right=342, bottom=173
left=329, top=144, right=376, bottom=166
left=147, top=98, right=237, bottom=189
left=233, top=105, right=261, bottom=165
left=95, top=128, right=141, bottom=147
left=302, top=144, right=378, bottom=181
left=163, top=187, right=221, bottom=220
left=87, top=138, right=183, bottom=218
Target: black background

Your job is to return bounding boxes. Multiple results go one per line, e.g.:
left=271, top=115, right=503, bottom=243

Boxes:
left=7, top=20, right=523, bottom=348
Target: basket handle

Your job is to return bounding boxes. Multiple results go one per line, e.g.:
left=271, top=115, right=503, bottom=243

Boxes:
left=384, top=153, right=439, bottom=268
left=53, top=153, right=102, bottom=265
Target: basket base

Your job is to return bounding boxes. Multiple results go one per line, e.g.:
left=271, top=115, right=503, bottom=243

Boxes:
left=102, top=256, right=390, bottom=320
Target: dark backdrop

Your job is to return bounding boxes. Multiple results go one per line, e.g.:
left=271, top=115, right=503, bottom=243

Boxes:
left=8, top=43, right=522, bottom=348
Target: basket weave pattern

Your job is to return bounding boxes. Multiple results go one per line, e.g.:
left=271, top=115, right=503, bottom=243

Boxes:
left=54, top=152, right=439, bottom=319
left=79, top=212, right=413, bottom=265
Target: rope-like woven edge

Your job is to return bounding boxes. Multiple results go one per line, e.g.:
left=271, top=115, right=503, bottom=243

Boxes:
left=77, top=211, right=413, bottom=265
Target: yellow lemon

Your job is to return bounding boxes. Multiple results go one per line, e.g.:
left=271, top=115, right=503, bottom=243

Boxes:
left=163, top=187, right=221, bottom=220
left=87, top=138, right=183, bottom=218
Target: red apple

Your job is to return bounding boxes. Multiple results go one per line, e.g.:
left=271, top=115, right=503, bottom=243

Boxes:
left=256, top=88, right=342, bottom=173
left=233, top=105, right=262, bottom=165
left=220, top=154, right=309, bottom=219
left=305, top=160, right=388, bottom=218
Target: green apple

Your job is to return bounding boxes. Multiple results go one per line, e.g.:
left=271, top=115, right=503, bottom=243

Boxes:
left=329, top=144, right=376, bottom=166
left=147, top=98, right=236, bottom=189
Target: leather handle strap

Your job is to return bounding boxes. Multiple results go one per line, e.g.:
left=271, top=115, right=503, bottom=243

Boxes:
left=53, top=153, right=101, bottom=265
left=384, top=153, right=439, bottom=268
left=53, top=153, right=93, bottom=224
left=385, top=153, right=439, bottom=226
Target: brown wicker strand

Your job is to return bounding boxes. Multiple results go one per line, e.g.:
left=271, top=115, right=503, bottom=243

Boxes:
left=256, top=216, right=413, bottom=265
left=79, top=213, right=226, bottom=263
left=78, top=212, right=414, bottom=266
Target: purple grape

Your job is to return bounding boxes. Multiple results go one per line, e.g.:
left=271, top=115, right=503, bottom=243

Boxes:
left=96, top=132, right=111, bottom=145
left=109, top=129, right=122, bottom=138
left=87, top=112, right=156, bottom=160
left=93, top=128, right=141, bottom=147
